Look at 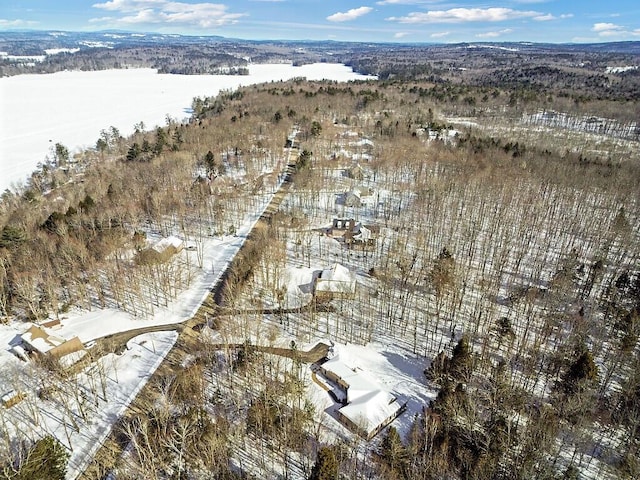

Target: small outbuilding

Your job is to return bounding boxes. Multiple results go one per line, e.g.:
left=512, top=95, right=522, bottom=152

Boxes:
left=2, top=390, right=25, bottom=409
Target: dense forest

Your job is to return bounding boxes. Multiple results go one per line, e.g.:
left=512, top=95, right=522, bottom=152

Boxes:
left=1, top=42, right=640, bottom=480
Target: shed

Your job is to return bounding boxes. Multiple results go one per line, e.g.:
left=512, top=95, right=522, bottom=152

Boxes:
left=2, top=390, right=25, bottom=409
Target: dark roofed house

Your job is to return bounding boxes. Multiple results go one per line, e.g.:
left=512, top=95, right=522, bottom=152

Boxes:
left=329, top=218, right=357, bottom=238
left=328, top=218, right=379, bottom=251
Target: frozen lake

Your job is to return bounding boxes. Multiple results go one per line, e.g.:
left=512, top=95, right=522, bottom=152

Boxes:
left=0, top=64, right=374, bottom=192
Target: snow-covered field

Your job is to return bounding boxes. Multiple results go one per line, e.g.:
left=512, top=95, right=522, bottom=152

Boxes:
left=0, top=64, right=374, bottom=192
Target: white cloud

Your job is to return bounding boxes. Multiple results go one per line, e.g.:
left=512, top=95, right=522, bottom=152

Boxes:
left=93, top=0, right=160, bottom=12
left=394, top=32, right=409, bottom=38
left=476, top=28, right=513, bottom=38
left=387, top=7, right=543, bottom=24
left=92, top=0, right=245, bottom=28
left=430, top=31, right=450, bottom=38
left=377, top=0, right=441, bottom=4
left=0, top=18, right=38, bottom=27
left=592, top=22, right=622, bottom=32
left=591, top=22, right=640, bottom=38
left=327, top=6, right=373, bottom=22
left=89, top=16, right=115, bottom=23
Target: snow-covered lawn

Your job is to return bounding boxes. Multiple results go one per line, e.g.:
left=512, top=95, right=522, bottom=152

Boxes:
left=0, top=63, right=375, bottom=192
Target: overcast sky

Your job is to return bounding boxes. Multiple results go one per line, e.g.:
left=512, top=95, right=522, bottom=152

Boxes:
left=1, top=0, right=639, bottom=43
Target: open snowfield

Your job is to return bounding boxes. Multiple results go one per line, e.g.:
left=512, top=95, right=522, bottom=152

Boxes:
left=0, top=63, right=374, bottom=192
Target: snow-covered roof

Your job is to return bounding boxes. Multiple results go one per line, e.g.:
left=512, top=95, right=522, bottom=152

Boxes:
left=354, top=226, right=372, bottom=242
left=2, top=391, right=17, bottom=403
left=281, top=266, right=317, bottom=290
left=279, top=266, right=319, bottom=308
left=1, top=390, right=23, bottom=405
left=351, top=138, right=374, bottom=147
left=20, top=325, right=84, bottom=360
left=321, top=354, right=402, bottom=437
left=151, top=235, right=183, bottom=254
left=323, top=355, right=359, bottom=382
left=316, top=263, right=356, bottom=294
left=320, top=263, right=352, bottom=282
left=352, top=153, right=372, bottom=161
left=21, top=325, right=68, bottom=354
left=348, top=189, right=362, bottom=199
left=339, top=390, right=400, bottom=434
left=59, top=349, right=88, bottom=368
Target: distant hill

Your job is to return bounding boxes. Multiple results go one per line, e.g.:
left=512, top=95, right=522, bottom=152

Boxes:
left=1, top=30, right=639, bottom=101
left=2, top=29, right=639, bottom=55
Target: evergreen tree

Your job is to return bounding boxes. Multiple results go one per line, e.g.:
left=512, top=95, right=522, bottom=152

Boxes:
left=377, top=426, right=408, bottom=479
left=424, top=350, right=449, bottom=384
left=449, top=336, right=472, bottom=382
left=309, top=446, right=339, bottom=480
left=126, top=142, right=141, bottom=161
left=204, top=150, right=216, bottom=174
left=296, top=150, right=312, bottom=171
left=562, top=347, right=598, bottom=394
left=310, top=120, right=322, bottom=137
left=96, top=137, right=108, bottom=155
left=54, top=143, right=69, bottom=166
left=154, top=126, right=167, bottom=155
left=15, top=435, right=69, bottom=480
left=0, top=225, right=26, bottom=249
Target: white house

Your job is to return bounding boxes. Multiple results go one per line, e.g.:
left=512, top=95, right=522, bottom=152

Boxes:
left=318, top=354, right=405, bottom=440
left=315, top=263, right=356, bottom=299
left=20, top=324, right=86, bottom=366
